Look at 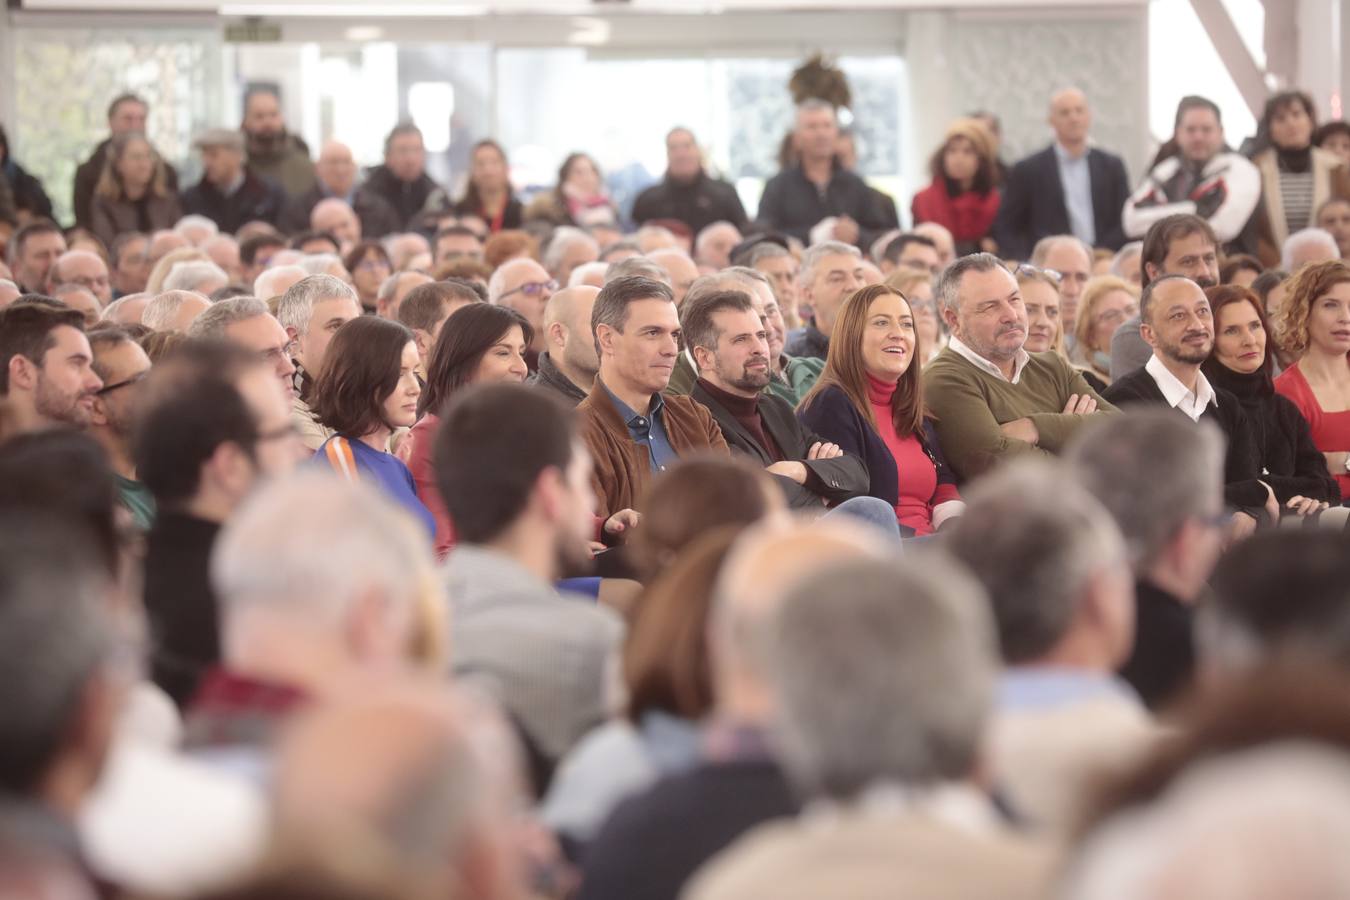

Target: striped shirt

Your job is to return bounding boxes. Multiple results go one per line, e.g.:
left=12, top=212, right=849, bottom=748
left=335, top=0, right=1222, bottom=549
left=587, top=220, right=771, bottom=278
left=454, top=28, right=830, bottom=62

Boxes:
left=1279, top=169, right=1315, bottom=233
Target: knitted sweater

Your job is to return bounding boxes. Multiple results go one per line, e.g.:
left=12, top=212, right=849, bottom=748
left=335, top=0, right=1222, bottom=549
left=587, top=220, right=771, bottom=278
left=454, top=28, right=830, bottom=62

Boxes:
left=922, top=347, right=1117, bottom=481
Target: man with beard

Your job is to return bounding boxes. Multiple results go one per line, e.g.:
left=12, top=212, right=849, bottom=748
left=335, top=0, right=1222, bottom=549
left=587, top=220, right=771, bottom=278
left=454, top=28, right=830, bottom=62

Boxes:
left=923, top=253, right=1116, bottom=481
left=1104, top=275, right=1275, bottom=537
left=0, top=303, right=102, bottom=438
left=1111, top=214, right=1221, bottom=378
left=686, top=289, right=867, bottom=511
left=87, top=325, right=156, bottom=529
left=435, top=383, right=624, bottom=766
left=241, top=87, right=316, bottom=200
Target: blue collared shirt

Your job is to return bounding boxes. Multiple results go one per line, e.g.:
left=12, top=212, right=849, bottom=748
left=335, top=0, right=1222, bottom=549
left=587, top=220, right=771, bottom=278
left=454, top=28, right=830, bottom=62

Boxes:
left=1054, top=142, right=1096, bottom=246
left=998, top=666, right=1142, bottom=712
left=603, top=385, right=679, bottom=474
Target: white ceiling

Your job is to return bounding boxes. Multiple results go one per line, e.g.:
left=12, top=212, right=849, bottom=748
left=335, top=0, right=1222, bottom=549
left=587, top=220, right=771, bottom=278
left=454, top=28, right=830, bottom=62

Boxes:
left=17, top=0, right=1149, bottom=14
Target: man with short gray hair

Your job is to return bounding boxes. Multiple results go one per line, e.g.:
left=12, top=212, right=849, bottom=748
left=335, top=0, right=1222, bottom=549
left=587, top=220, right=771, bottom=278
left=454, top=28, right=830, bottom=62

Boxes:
left=923, top=252, right=1115, bottom=481
left=377, top=269, right=433, bottom=319
left=46, top=249, right=112, bottom=305
left=756, top=99, right=892, bottom=250
left=275, top=274, right=363, bottom=449
left=188, top=295, right=297, bottom=399
left=141, top=290, right=211, bottom=333
left=687, top=551, right=1053, bottom=900
left=1067, top=408, right=1228, bottom=709
left=544, top=226, right=600, bottom=286
left=604, top=255, right=670, bottom=286
left=783, top=240, right=863, bottom=360
left=162, top=260, right=229, bottom=296
left=580, top=519, right=890, bottom=896
left=693, top=221, right=742, bottom=271
left=189, top=470, right=439, bottom=774
left=1030, top=234, right=1092, bottom=345
left=531, top=285, right=600, bottom=406
left=252, top=264, right=307, bottom=302
left=1281, top=226, right=1341, bottom=272
left=947, top=459, right=1155, bottom=828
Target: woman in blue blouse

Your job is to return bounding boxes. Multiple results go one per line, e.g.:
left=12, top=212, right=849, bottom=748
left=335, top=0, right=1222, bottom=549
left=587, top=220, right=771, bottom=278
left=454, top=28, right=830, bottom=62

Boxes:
left=312, top=316, right=435, bottom=537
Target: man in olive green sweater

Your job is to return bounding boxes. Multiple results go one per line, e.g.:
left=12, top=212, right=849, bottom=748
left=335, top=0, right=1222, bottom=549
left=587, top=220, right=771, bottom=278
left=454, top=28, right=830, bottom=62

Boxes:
left=924, top=254, right=1117, bottom=481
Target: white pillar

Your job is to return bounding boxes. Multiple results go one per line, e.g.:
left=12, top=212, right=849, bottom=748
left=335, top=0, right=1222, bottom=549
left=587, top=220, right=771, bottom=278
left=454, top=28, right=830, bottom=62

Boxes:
left=1298, top=0, right=1339, bottom=117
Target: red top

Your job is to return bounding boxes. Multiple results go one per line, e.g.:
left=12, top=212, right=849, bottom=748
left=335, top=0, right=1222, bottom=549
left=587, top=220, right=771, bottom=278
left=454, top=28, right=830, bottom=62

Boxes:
left=1274, top=361, right=1350, bottom=497
left=867, top=373, right=961, bottom=536
left=910, top=179, right=1001, bottom=243
left=406, top=413, right=457, bottom=559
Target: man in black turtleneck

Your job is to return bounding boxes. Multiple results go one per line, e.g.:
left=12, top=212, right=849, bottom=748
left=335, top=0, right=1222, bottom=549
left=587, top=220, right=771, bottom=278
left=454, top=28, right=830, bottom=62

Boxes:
left=682, top=288, right=866, bottom=510
left=1123, top=94, right=1262, bottom=255
left=632, top=127, right=748, bottom=237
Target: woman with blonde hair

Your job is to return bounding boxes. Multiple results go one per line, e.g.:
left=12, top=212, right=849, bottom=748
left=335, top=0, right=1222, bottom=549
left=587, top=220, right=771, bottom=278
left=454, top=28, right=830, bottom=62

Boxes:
left=797, top=284, right=963, bottom=537
left=883, top=267, right=945, bottom=365
left=1074, top=275, right=1140, bottom=386
left=1274, top=259, right=1350, bottom=498
left=90, top=132, right=181, bottom=249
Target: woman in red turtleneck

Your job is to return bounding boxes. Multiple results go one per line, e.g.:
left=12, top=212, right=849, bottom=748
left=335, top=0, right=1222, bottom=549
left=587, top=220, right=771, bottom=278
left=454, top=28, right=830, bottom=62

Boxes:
left=910, top=118, right=1001, bottom=257
left=798, top=284, right=964, bottom=537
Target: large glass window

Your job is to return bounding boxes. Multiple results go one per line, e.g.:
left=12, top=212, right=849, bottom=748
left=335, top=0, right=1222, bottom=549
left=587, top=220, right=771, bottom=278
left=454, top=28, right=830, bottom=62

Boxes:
left=12, top=26, right=221, bottom=224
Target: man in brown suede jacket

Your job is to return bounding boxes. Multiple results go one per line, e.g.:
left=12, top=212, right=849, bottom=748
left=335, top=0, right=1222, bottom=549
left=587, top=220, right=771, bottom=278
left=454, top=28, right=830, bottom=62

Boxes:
left=576, top=275, right=728, bottom=516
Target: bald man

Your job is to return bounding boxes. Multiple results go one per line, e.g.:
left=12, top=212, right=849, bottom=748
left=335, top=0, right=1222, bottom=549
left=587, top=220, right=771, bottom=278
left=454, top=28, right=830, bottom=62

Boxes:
left=530, top=285, right=600, bottom=406
left=488, top=257, right=555, bottom=363
left=274, top=684, right=531, bottom=900
left=47, top=249, right=113, bottom=305
left=310, top=198, right=361, bottom=250
left=992, top=87, right=1130, bottom=258
left=648, top=248, right=700, bottom=307
left=279, top=139, right=400, bottom=239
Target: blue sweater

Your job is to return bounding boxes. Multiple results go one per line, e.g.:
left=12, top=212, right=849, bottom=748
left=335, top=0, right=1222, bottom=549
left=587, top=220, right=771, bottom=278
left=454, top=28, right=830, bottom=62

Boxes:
left=315, top=435, right=436, bottom=538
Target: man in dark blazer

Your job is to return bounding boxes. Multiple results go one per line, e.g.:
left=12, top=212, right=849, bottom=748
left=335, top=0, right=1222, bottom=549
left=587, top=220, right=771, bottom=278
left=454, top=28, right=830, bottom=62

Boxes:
left=1101, top=274, right=1275, bottom=533
left=992, top=88, right=1131, bottom=259
left=683, top=288, right=868, bottom=510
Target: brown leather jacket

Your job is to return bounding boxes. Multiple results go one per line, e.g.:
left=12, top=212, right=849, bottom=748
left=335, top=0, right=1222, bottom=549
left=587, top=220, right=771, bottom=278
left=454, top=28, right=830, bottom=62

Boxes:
left=577, top=378, right=729, bottom=516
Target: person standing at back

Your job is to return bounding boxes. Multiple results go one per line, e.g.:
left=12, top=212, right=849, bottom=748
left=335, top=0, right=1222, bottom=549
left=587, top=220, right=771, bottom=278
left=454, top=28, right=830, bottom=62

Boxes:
left=992, top=88, right=1130, bottom=259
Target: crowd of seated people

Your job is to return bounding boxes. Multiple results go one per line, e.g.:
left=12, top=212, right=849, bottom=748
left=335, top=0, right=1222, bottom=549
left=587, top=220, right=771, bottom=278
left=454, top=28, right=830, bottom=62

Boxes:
left=6, top=72, right=1350, bottom=900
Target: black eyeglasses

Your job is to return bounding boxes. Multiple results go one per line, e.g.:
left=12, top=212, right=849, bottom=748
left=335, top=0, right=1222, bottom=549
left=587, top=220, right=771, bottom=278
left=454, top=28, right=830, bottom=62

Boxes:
left=499, top=280, right=558, bottom=301
left=95, top=369, right=149, bottom=395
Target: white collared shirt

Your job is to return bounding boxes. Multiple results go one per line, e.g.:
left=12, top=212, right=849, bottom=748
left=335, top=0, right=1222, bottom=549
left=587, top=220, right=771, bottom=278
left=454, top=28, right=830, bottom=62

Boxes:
left=1145, top=354, right=1215, bottom=422
left=947, top=335, right=1031, bottom=385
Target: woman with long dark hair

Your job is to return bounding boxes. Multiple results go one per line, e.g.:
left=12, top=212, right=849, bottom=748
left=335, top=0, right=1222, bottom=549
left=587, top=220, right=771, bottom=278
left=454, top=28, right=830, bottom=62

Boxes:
left=404, top=302, right=532, bottom=556
left=797, top=283, right=963, bottom=537
left=910, top=119, right=1000, bottom=256
left=524, top=152, right=618, bottom=229
left=313, top=316, right=433, bottom=536
left=1250, top=91, right=1350, bottom=263
left=1202, top=283, right=1338, bottom=515
left=454, top=140, right=524, bottom=234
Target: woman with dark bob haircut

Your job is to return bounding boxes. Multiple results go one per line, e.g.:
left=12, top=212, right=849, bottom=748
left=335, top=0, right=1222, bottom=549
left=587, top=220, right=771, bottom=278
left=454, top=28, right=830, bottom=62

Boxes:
left=313, top=316, right=433, bottom=536
left=404, top=302, right=532, bottom=556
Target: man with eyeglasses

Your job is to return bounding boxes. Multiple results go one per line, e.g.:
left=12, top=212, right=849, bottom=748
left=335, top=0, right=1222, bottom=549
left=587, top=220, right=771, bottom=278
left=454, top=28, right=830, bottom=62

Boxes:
left=46, top=249, right=112, bottom=306
left=86, top=324, right=156, bottom=529
left=0, top=302, right=103, bottom=438
left=186, top=295, right=297, bottom=400
left=489, top=257, right=557, bottom=372
left=134, top=340, right=306, bottom=708
left=1029, top=235, right=1092, bottom=353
